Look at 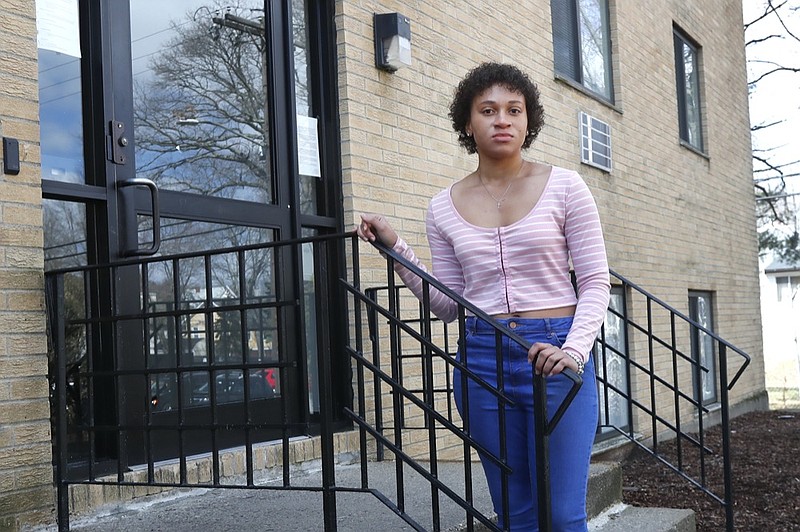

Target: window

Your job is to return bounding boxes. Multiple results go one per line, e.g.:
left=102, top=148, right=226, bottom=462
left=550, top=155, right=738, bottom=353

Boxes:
left=551, top=0, right=614, bottom=101
left=689, top=291, right=717, bottom=405
left=596, top=285, right=630, bottom=439
left=776, top=275, right=800, bottom=303
left=674, top=28, right=704, bottom=151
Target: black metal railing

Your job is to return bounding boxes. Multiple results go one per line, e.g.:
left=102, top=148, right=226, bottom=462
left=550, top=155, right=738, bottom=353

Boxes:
left=45, top=232, right=581, bottom=532
left=46, top=227, right=751, bottom=531
left=46, top=234, right=337, bottom=531
left=594, top=270, right=751, bottom=532
left=340, top=238, right=583, bottom=532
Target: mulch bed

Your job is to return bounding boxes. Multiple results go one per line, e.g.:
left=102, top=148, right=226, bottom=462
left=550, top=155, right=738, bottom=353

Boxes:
left=620, top=409, right=800, bottom=531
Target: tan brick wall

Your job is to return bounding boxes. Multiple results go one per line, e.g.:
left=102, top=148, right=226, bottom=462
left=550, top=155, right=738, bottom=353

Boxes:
left=338, top=0, right=765, bottom=446
left=0, top=0, right=52, bottom=530
left=0, top=0, right=767, bottom=526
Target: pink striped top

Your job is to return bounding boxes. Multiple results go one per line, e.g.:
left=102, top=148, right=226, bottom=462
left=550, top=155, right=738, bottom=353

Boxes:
left=392, top=166, right=610, bottom=362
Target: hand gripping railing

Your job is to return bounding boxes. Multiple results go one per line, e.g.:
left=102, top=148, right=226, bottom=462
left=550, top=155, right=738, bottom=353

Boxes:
left=353, top=237, right=584, bottom=532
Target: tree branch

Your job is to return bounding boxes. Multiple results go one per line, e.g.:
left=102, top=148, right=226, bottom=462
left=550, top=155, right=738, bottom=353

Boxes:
left=746, top=34, right=783, bottom=46
left=752, top=154, right=794, bottom=178
left=768, top=0, right=800, bottom=42
left=751, top=119, right=784, bottom=131
left=749, top=65, right=800, bottom=85
left=744, top=0, right=789, bottom=31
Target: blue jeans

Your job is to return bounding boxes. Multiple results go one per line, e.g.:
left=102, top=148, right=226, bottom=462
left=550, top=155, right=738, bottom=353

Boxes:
left=454, top=316, right=598, bottom=532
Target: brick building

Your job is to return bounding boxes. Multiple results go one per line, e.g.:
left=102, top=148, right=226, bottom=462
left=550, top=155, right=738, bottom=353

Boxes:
left=0, top=0, right=765, bottom=529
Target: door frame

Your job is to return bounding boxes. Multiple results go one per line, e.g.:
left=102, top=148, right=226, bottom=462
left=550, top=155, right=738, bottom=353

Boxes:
left=41, top=0, right=347, bottom=469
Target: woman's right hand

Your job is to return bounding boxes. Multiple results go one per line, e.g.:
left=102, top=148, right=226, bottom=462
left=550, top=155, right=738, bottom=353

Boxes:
left=356, top=214, right=399, bottom=247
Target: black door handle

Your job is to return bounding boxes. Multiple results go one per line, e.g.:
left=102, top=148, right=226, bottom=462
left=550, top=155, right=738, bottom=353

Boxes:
left=118, top=178, right=161, bottom=256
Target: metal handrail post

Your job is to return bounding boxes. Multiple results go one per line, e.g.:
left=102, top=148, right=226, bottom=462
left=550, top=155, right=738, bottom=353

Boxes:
left=48, top=274, right=71, bottom=532
left=317, top=239, right=338, bottom=531
left=718, top=344, right=734, bottom=532
left=533, top=372, right=552, bottom=532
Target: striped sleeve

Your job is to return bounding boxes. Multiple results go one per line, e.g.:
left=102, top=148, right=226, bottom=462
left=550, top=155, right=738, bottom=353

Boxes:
left=560, top=173, right=611, bottom=362
left=390, top=202, right=460, bottom=322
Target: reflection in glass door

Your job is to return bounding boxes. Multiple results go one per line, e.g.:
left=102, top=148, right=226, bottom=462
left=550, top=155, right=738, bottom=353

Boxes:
left=39, top=0, right=113, bottom=466
left=117, top=1, right=292, bottom=464
left=43, top=200, right=92, bottom=464
left=38, top=1, right=85, bottom=187
left=142, top=222, right=281, bottom=416
left=130, top=0, right=273, bottom=203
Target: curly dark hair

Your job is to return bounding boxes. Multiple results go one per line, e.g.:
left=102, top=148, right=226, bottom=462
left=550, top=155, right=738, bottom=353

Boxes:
left=449, top=63, right=545, bottom=154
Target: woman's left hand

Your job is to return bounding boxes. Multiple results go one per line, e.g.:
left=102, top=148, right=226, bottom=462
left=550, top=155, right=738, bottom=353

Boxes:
left=528, top=343, right=579, bottom=376
left=356, top=213, right=398, bottom=247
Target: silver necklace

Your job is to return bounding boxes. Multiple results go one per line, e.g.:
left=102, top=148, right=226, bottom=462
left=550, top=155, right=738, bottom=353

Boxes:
left=477, top=162, right=525, bottom=209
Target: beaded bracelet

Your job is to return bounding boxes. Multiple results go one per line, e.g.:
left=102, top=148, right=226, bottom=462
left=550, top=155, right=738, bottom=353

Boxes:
left=565, top=352, right=585, bottom=375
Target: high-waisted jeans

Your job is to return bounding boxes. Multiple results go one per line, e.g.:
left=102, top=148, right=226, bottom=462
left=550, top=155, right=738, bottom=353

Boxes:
left=454, top=316, right=598, bottom=532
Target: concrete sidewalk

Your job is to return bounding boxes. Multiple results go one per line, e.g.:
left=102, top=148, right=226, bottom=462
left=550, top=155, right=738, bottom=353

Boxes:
left=29, top=461, right=695, bottom=532
left=33, top=461, right=495, bottom=532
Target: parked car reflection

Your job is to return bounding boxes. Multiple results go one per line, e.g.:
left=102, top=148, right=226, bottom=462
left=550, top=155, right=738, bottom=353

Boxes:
left=192, top=369, right=278, bottom=405
left=150, top=369, right=277, bottom=411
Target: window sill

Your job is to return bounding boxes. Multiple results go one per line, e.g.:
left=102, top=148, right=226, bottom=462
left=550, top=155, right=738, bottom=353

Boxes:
left=554, top=74, right=622, bottom=114
left=679, top=139, right=710, bottom=160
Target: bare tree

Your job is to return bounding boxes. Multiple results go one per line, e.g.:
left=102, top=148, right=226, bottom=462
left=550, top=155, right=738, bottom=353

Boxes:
left=133, top=0, right=275, bottom=203
left=746, top=0, right=800, bottom=262
left=131, top=0, right=309, bottom=317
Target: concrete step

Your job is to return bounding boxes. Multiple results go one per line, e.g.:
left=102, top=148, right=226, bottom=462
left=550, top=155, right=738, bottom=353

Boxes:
left=586, top=461, right=696, bottom=532
left=589, top=503, right=696, bottom=532
left=587, top=462, right=622, bottom=520
left=35, top=460, right=494, bottom=532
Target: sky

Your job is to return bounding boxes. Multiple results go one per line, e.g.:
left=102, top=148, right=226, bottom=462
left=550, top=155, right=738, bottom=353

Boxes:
left=744, top=0, right=800, bottom=196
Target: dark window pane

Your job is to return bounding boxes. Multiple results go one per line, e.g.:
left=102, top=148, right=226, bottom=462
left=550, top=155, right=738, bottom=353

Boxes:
left=551, top=0, right=580, bottom=80
left=689, top=292, right=717, bottom=404
left=674, top=30, right=704, bottom=150
left=44, top=199, right=87, bottom=271
left=552, top=0, right=612, bottom=100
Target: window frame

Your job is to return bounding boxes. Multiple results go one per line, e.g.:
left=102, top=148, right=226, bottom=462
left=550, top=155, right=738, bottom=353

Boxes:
left=595, top=284, right=631, bottom=440
left=688, top=290, right=718, bottom=406
left=776, top=275, right=800, bottom=303
left=551, top=0, right=615, bottom=104
left=673, top=27, right=705, bottom=153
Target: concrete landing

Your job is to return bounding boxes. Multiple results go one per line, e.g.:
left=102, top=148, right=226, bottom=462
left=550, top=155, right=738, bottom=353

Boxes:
left=29, top=461, right=695, bottom=531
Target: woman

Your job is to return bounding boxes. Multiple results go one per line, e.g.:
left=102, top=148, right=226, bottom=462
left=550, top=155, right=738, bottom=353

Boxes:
left=357, top=62, right=610, bottom=531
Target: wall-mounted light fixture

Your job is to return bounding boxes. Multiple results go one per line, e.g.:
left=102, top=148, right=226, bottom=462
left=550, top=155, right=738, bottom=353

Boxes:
left=2, top=137, right=20, bottom=175
left=373, top=13, right=411, bottom=72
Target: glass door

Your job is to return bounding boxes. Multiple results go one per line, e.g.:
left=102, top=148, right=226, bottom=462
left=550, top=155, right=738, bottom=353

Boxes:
left=41, top=0, right=343, bottom=468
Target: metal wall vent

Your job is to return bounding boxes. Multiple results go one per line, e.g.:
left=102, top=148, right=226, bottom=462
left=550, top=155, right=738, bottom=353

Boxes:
left=580, top=112, right=612, bottom=172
